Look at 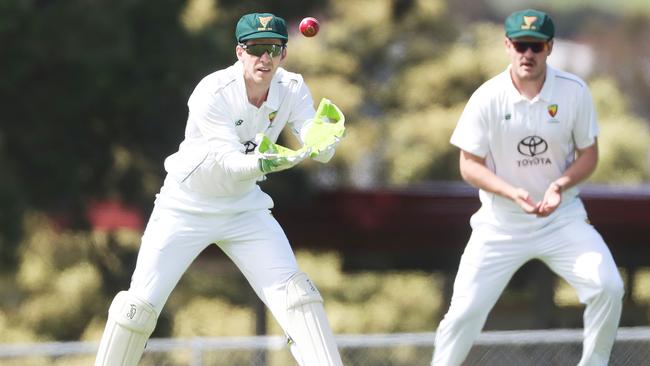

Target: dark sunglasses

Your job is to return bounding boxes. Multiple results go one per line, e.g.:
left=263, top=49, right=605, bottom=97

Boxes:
left=239, top=43, right=285, bottom=57
left=510, top=40, right=548, bottom=54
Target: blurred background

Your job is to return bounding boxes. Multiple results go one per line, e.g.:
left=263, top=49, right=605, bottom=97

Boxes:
left=1, top=0, right=650, bottom=364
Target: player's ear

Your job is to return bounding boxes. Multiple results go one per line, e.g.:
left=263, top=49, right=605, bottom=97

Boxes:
left=546, top=39, right=554, bottom=56
left=236, top=44, right=245, bottom=60
left=279, top=47, right=287, bottom=62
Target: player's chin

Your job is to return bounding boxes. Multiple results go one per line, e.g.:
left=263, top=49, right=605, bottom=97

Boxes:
left=255, top=68, right=274, bottom=79
left=518, top=68, right=536, bottom=79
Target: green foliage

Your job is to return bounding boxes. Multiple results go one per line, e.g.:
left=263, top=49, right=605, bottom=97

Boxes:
left=374, top=23, right=506, bottom=183
left=2, top=1, right=198, bottom=207
left=491, top=0, right=650, bottom=14
left=0, top=213, right=142, bottom=342
left=173, top=297, right=255, bottom=337
left=0, top=309, right=36, bottom=343
left=19, top=263, right=101, bottom=339
left=589, top=78, right=650, bottom=183
left=290, top=250, right=444, bottom=334
left=590, top=77, right=630, bottom=119
left=385, top=105, right=463, bottom=184
left=0, top=169, right=24, bottom=271
left=384, top=24, right=506, bottom=111
left=593, top=116, right=650, bottom=183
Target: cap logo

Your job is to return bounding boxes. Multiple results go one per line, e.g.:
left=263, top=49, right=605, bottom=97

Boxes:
left=258, top=16, right=273, bottom=30
left=521, top=16, right=538, bottom=30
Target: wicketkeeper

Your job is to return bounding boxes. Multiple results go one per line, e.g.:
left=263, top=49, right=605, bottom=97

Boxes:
left=95, top=12, right=345, bottom=366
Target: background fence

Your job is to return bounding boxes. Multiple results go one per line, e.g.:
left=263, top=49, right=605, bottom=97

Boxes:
left=1, top=327, right=649, bottom=365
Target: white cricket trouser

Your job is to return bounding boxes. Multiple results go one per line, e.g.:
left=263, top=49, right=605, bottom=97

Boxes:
left=128, top=204, right=300, bottom=332
left=432, top=219, right=624, bottom=366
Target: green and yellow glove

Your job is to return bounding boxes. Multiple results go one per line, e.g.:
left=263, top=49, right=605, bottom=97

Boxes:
left=256, top=98, right=345, bottom=173
left=301, top=98, right=346, bottom=162
left=255, top=133, right=311, bottom=174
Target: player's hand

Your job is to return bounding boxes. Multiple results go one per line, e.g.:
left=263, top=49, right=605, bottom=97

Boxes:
left=310, top=136, right=341, bottom=163
left=511, top=187, right=538, bottom=214
left=537, top=182, right=562, bottom=217
left=255, top=133, right=311, bottom=174
left=301, top=98, right=346, bottom=163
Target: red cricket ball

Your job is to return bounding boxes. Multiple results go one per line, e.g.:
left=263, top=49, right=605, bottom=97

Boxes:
left=299, top=17, right=320, bottom=37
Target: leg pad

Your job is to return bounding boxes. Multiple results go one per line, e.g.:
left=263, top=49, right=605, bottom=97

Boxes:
left=95, top=291, right=158, bottom=366
left=285, top=272, right=343, bottom=366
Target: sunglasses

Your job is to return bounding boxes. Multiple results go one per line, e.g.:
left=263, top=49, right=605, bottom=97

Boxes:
left=239, top=43, right=285, bottom=58
left=510, top=40, right=548, bottom=54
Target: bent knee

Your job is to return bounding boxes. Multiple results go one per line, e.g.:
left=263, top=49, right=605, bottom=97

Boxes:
left=109, top=291, right=158, bottom=334
left=601, top=275, right=625, bottom=300
left=285, top=272, right=323, bottom=309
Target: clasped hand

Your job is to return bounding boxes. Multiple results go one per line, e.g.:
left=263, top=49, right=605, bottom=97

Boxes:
left=513, top=183, right=562, bottom=217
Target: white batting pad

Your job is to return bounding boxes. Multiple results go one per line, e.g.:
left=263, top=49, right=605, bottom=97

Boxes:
left=285, top=272, right=343, bottom=366
left=95, top=291, right=158, bottom=366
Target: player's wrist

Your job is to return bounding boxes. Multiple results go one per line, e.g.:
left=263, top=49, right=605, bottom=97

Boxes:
left=550, top=181, right=564, bottom=193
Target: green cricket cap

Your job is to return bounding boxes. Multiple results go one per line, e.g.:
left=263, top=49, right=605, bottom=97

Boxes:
left=236, top=13, right=288, bottom=43
left=505, top=9, right=555, bottom=40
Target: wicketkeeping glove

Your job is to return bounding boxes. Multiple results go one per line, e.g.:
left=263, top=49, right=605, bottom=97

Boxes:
left=301, top=98, right=346, bottom=162
left=255, top=133, right=311, bottom=174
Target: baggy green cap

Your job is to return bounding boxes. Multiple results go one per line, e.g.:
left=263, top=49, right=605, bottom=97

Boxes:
left=505, top=9, right=554, bottom=40
left=236, top=13, right=288, bottom=43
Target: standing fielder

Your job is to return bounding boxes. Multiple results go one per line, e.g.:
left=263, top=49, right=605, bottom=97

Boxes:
left=95, top=12, right=344, bottom=366
left=432, top=9, right=624, bottom=366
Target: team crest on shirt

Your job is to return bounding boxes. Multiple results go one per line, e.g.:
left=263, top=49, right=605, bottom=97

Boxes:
left=268, top=111, right=277, bottom=123
left=547, top=104, right=560, bottom=123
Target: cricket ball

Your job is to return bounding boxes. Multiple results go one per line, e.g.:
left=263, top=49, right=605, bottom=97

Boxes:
left=299, top=17, right=319, bottom=37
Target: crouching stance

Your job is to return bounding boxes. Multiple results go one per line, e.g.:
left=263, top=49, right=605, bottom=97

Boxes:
left=95, top=11, right=345, bottom=366
left=97, top=272, right=341, bottom=366
left=432, top=9, right=623, bottom=366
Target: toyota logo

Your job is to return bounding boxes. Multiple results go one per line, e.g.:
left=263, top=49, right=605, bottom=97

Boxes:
left=517, top=136, right=548, bottom=157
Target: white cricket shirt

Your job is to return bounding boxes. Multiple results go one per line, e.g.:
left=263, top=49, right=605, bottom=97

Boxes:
left=450, top=65, right=599, bottom=231
left=156, top=61, right=315, bottom=213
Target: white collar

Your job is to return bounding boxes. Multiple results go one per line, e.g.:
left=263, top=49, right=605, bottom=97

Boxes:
left=505, top=64, right=555, bottom=103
